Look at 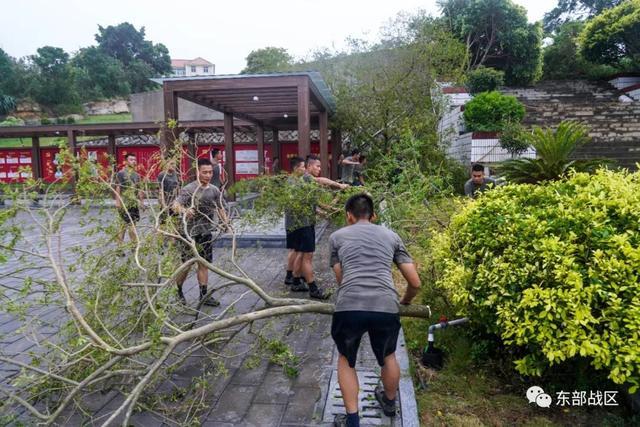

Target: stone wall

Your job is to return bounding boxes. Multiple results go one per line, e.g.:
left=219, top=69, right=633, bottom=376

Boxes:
left=503, top=80, right=640, bottom=169
left=82, top=99, right=130, bottom=115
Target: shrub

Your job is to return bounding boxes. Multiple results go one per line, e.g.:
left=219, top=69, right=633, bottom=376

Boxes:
left=466, top=67, right=505, bottom=95
left=40, top=117, right=51, bottom=125
left=498, top=121, right=610, bottom=184
left=0, top=116, right=24, bottom=127
left=499, top=121, right=530, bottom=156
left=463, top=91, right=525, bottom=132
left=433, top=169, right=640, bottom=392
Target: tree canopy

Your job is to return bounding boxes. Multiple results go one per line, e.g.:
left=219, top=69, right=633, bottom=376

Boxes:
left=439, top=0, right=543, bottom=85
left=241, top=47, right=293, bottom=74
left=542, top=21, right=616, bottom=79
left=543, top=0, right=624, bottom=33
left=579, top=0, right=640, bottom=68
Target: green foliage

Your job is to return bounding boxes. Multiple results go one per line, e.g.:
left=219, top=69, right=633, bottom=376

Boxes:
left=579, top=0, right=640, bottom=68
left=439, top=0, right=543, bottom=85
left=499, top=121, right=530, bottom=156
left=72, top=46, right=131, bottom=100
left=0, top=116, right=24, bottom=127
left=466, top=66, right=504, bottom=94
left=0, top=94, right=16, bottom=115
left=31, top=46, right=80, bottom=110
left=295, top=15, right=467, bottom=156
left=241, top=47, right=293, bottom=74
left=499, top=121, right=610, bottom=183
left=544, top=0, right=624, bottom=33
left=432, top=168, right=640, bottom=391
left=463, top=91, right=525, bottom=132
left=543, top=21, right=617, bottom=80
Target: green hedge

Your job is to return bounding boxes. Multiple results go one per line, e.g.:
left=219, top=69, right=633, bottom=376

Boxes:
left=463, top=91, right=525, bottom=132
left=433, top=169, right=640, bottom=392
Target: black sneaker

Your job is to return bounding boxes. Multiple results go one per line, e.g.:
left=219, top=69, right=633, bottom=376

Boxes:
left=284, top=276, right=294, bottom=287
left=199, top=295, right=221, bottom=307
left=291, top=279, right=308, bottom=292
left=333, top=414, right=348, bottom=427
left=309, top=286, right=331, bottom=300
left=374, top=384, right=397, bottom=417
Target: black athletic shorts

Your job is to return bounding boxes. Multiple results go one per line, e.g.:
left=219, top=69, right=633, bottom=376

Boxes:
left=286, top=228, right=296, bottom=250
left=179, top=233, right=213, bottom=263
left=118, top=207, right=140, bottom=224
left=286, top=226, right=315, bottom=253
left=331, top=311, right=401, bottom=368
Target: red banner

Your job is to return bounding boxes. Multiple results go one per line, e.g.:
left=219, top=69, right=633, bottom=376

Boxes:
left=0, top=149, right=32, bottom=182
left=1, top=141, right=330, bottom=184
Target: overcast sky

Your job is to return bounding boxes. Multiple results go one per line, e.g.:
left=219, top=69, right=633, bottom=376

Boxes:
left=0, top=0, right=557, bottom=74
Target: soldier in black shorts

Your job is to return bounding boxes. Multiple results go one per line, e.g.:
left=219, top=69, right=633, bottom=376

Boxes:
left=172, top=158, right=227, bottom=307
left=115, top=153, right=144, bottom=245
left=157, top=159, right=181, bottom=224
left=329, top=194, right=421, bottom=427
left=284, top=156, right=306, bottom=287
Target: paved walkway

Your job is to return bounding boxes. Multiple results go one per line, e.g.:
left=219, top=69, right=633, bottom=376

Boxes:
left=0, top=207, right=418, bottom=426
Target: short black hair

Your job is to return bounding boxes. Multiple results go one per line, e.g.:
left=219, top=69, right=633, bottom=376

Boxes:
left=211, top=148, right=221, bottom=157
left=345, top=193, right=374, bottom=220
left=197, top=158, right=213, bottom=168
left=351, top=148, right=361, bottom=156
left=290, top=156, right=304, bottom=170
left=125, top=153, right=136, bottom=160
left=305, top=154, right=320, bottom=167
left=472, top=163, right=484, bottom=172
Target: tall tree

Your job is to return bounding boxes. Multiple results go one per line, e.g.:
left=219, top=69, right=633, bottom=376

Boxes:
left=31, top=46, right=79, bottom=112
left=241, top=47, right=293, bottom=74
left=294, top=16, right=467, bottom=157
left=579, top=0, right=640, bottom=68
left=95, top=22, right=171, bottom=91
left=543, top=0, right=624, bottom=33
left=439, top=0, right=543, bottom=85
left=0, top=49, right=16, bottom=96
left=542, top=21, right=615, bottom=79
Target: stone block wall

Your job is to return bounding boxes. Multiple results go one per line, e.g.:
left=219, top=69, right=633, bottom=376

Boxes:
left=503, top=80, right=640, bottom=169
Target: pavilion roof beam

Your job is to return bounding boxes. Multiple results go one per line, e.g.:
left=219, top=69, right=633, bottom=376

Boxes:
left=178, top=93, right=264, bottom=128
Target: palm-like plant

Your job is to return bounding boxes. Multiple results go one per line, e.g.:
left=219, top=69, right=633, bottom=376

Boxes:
left=498, top=121, right=611, bottom=184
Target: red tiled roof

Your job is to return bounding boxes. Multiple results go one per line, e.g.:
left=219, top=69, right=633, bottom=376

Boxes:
left=171, top=57, right=214, bottom=68
left=442, top=86, right=468, bottom=94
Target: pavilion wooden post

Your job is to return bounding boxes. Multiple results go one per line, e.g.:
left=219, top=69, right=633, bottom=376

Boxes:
left=271, top=128, right=280, bottom=173
left=31, top=136, right=41, bottom=180
left=224, top=112, right=235, bottom=190
left=162, top=85, right=179, bottom=153
left=107, top=134, right=117, bottom=173
left=297, top=78, right=310, bottom=158
left=256, top=124, right=265, bottom=175
left=331, top=129, right=341, bottom=180
left=319, top=111, right=329, bottom=177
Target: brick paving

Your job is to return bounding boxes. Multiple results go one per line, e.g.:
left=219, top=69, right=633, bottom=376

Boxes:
left=0, top=206, right=418, bottom=426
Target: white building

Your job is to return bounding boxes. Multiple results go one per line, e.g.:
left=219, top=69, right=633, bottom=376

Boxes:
left=171, top=58, right=215, bottom=77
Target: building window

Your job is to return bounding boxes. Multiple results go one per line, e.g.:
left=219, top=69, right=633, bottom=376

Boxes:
left=204, top=66, right=209, bottom=73
left=191, top=66, right=196, bottom=73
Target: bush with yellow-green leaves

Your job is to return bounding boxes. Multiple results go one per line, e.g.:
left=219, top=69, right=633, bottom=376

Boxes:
left=433, top=168, right=640, bottom=392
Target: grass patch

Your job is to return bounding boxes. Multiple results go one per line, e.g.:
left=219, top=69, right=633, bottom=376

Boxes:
left=0, top=114, right=133, bottom=148
left=402, top=313, right=637, bottom=426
